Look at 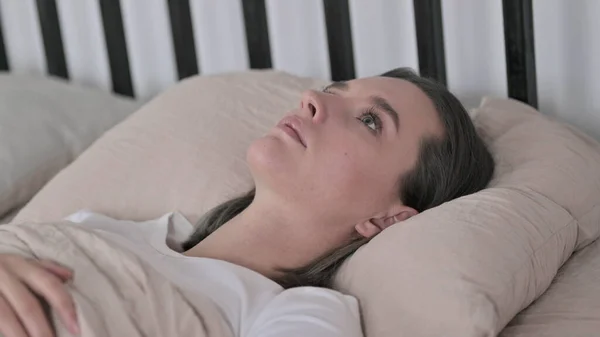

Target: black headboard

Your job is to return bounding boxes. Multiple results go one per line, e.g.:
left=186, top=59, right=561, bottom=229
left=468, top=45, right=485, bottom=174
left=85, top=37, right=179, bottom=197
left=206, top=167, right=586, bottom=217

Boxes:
left=0, top=0, right=538, bottom=108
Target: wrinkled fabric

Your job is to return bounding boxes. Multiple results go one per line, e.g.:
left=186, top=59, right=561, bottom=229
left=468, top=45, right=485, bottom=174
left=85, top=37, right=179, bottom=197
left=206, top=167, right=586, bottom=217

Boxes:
left=501, top=238, right=600, bottom=337
left=0, top=221, right=228, bottom=337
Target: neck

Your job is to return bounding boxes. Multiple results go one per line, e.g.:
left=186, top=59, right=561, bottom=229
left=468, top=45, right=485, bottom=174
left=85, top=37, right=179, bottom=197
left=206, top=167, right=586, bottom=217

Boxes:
left=183, top=194, right=353, bottom=281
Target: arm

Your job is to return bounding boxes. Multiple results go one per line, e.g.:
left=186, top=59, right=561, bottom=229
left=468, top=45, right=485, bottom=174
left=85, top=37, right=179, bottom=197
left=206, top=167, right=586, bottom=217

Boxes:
left=247, top=287, right=363, bottom=337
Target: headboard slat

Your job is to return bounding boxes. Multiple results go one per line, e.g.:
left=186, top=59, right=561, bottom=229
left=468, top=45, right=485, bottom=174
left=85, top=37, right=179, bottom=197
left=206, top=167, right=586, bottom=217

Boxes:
left=98, top=0, right=134, bottom=97
left=36, top=0, right=68, bottom=79
left=323, top=0, right=355, bottom=81
left=167, top=0, right=199, bottom=80
left=502, top=0, right=538, bottom=108
left=413, top=0, right=447, bottom=85
left=0, top=4, right=9, bottom=71
left=242, top=0, right=272, bottom=69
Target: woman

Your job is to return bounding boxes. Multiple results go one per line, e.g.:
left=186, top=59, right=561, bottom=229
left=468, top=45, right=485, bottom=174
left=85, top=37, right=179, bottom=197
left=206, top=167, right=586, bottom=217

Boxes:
left=0, top=68, right=494, bottom=337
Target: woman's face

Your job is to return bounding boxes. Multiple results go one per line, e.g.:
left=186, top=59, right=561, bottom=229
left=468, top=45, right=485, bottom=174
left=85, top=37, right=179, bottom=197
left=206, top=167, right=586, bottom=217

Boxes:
left=247, top=76, right=443, bottom=237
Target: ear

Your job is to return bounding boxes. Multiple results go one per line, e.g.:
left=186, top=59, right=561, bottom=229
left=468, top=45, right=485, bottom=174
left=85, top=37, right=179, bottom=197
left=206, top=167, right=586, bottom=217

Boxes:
left=355, top=204, right=418, bottom=239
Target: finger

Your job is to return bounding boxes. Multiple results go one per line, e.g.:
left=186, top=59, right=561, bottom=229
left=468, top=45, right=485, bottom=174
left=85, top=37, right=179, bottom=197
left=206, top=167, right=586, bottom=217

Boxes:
left=0, top=268, right=55, bottom=337
left=13, top=263, right=79, bottom=336
left=0, top=293, right=28, bottom=337
left=37, top=260, right=73, bottom=281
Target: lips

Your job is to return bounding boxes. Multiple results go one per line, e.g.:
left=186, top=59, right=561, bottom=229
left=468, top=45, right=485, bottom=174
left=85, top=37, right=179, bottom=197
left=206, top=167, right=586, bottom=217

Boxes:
left=277, top=115, right=307, bottom=148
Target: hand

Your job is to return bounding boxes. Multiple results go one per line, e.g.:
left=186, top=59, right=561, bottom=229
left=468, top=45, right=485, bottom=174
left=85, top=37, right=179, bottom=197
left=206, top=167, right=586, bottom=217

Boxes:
left=0, top=254, right=79, bottom=337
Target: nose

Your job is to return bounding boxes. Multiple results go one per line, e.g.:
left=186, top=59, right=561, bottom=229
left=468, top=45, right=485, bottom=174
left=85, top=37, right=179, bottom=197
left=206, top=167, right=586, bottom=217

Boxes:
left=300, top=90, right=326, bottom=123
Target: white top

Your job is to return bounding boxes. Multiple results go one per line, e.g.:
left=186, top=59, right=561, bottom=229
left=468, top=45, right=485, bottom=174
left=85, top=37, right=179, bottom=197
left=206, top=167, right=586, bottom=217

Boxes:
left=65, top=210, right=363, bottom=337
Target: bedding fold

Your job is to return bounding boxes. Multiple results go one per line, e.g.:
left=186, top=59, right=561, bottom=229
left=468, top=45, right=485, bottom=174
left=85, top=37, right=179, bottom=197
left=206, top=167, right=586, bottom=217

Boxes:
left=0, top=221, right=228, bottom=337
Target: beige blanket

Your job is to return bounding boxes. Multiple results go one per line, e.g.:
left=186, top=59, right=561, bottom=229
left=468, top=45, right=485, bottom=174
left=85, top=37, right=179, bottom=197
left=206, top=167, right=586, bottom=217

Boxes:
left=0, top=221, right=229, bottom=337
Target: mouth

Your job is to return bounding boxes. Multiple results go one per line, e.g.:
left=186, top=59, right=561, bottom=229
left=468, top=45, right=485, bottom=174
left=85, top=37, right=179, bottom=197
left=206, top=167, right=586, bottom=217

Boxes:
left=277, top=116, right=307, bottom=148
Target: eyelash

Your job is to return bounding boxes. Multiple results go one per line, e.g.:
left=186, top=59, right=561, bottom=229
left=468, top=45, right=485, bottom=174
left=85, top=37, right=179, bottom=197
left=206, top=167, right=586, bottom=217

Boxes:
left=322, top=87, right=383, bottom=135
left=358, top=108, right=383, bottom=134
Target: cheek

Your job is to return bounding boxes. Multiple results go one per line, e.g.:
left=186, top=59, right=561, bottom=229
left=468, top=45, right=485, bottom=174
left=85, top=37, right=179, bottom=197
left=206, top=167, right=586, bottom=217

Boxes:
left=312, top=144, right=390, bottom=206
left=322, top=151, right=365, bottom=185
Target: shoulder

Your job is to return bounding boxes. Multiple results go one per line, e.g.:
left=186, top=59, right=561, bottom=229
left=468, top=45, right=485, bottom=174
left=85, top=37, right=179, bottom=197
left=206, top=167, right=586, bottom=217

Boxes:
left=274, top=286, right=360, bottom=313
left=247, top=286, right=363, bottom=337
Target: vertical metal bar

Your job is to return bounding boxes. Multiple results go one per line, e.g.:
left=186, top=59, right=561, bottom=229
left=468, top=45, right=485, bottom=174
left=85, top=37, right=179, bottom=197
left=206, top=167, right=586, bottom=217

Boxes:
left=0, top=4, right=9, bottom=71
left=167, top=0, right=199, bottom=80
left=241, top=0, right=272, bottom=69
left=502, top=0, right=538, bottom=108
left=323, top=0, right=355, bottom=81
left=413, top=0, right=446, bottom=85
left=98, top=0, right=134, bottom=97
left=36, top=0, right=68, bottom=78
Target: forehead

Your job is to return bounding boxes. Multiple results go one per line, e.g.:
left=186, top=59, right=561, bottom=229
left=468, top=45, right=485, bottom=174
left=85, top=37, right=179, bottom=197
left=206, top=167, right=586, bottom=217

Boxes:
left=346, top=76, right=443, bottom=138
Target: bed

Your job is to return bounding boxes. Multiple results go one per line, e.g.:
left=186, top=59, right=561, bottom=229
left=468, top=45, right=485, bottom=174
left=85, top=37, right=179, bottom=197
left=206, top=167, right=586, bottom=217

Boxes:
left=1, top=1, right=599, bottom=336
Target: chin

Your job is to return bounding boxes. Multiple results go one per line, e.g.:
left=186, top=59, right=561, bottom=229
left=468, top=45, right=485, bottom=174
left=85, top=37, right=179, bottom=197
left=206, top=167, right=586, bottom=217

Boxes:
left=246, top=135, right=294, bottom=185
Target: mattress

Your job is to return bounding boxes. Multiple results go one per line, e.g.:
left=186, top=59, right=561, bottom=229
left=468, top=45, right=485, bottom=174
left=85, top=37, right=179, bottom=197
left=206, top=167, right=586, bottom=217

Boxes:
left=501, top=238, right=600, bottom=336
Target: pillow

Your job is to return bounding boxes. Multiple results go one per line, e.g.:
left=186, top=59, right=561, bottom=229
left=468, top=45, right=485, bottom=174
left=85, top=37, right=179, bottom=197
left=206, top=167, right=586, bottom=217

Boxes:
left=500, top=237, right=600, bottom=336
left=0, top=74, right=140, bottom=218
left=333, top=97, right=600, bottom=336
left=475, top=98, right=600, bottom=250
left=13, top=72, right=600, bottom=336
left=14, top=71, right=328, bottom=223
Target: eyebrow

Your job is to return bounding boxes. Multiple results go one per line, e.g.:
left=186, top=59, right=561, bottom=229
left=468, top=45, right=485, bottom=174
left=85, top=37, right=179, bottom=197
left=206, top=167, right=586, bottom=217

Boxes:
left=371, top=96, right=400, bottom=132
left=323, top=81, right=400, bottom=133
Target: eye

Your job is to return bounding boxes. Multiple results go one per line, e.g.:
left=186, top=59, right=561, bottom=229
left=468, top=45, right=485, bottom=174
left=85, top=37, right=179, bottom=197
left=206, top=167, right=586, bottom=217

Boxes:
left=357, top=109, right=382, bottom=134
